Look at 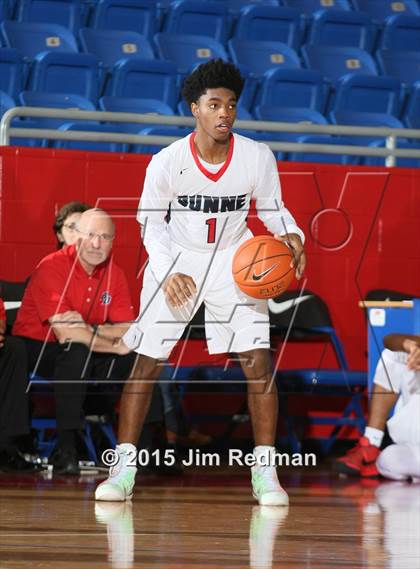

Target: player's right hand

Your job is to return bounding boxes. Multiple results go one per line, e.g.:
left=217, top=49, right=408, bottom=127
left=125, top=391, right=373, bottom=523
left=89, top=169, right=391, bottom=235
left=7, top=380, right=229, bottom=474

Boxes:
left=406, top=339, right=420, bottom=371
left=163, top=273, right=197, bottom=308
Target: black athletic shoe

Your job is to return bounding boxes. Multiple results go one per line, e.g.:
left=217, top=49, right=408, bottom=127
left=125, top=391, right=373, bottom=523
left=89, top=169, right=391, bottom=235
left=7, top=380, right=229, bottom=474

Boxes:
left=0, top=448, right=39, bottom=472
left=50, top=444, right=80, bottom=475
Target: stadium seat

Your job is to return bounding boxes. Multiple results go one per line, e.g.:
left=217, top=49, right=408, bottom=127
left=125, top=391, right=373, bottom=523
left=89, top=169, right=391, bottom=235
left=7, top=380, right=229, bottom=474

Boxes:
left=0, top=48, right=24, bottom=98
left=282, top=0, right=351, bottom=14
left=309, top=9, right=377, bottom=52
left=1, top=21, right=78, bottom=60
left=288, top=135, right=359, bottom=164
left=228, top=39, right=301, bottom=76
left=54, top=121, right=128, bottom=152
left=302, top=45, right=378, bottom=82
left=352, top=0, right=420, bottom=22
left=258, top=68, right=327, bottom=112
left=105, top=58, right=178, bottom=109
left=0, top=89, right=15, bottom=119
left=133, top=125, right=193, bottom=154
left=364, top=140, right=420, bottom=167
left=79, top=28, right=155, bottom=69
left=163, top=1, right=229, bottom=44
left=403, top=81, right=420, bottom=129
left=29, top=52, right=100, bottom=103
left=234, top=6, right=305, bottom=51
left=154, top=33, right=228, bottom=75
left=381, top=14, right=420, bottom=51
left=331, top=74, right=402, bottom=116
left=223, top=0, right=279, bottom=15
left=255, top=104, right=328, bottom=123
left=17, top=0, right=83, bottom=34
left=99, top=95, right=175, bottom=133
left=90, top=0, right=157, bottom=39
left=331, top=109, right=404, bottom=128
left=0, top=0, right=12, bottom=20
left=376, top=49, right=420, bottom=85
left=20, top=90, right=95, bottom=110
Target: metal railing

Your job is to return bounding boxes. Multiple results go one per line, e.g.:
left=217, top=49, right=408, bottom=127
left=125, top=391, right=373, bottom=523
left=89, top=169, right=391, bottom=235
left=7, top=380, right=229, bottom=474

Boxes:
left=1, top=106, right=420, bottom=167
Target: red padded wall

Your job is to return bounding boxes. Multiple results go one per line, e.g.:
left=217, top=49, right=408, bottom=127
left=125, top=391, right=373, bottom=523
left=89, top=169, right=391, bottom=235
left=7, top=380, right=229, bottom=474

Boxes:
left=1, top=146, right=419, bottom=371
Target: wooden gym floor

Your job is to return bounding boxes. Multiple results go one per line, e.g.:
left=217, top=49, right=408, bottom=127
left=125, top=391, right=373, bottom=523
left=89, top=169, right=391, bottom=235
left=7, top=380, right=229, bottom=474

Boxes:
left=0, top=466, right=419, bottom=569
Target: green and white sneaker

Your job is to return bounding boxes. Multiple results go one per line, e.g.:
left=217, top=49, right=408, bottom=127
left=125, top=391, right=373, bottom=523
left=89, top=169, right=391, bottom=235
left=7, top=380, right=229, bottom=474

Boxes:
left=251, top=465, right=289, bottom=506
left=95, top=445, right=137, bottom=502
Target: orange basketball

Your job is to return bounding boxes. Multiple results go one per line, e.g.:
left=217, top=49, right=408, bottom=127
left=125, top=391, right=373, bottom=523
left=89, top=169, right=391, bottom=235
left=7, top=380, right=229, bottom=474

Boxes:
left=232, top=235, right=295, bottom=299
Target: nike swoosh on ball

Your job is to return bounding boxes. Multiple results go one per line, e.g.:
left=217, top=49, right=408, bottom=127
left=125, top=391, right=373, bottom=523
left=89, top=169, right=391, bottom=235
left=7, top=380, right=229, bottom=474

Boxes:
left=252, top=264, right=278, bottom=281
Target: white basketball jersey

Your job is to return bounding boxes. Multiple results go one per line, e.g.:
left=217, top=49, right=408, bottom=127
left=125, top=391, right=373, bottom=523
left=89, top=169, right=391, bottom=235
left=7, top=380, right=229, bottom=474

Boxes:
left=137, top=132, right=304, bottom=282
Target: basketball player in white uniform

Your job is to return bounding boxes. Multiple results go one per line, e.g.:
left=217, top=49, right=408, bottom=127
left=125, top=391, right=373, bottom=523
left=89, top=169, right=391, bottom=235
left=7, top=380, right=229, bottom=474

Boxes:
left=95, top=60, right=306, bottom=504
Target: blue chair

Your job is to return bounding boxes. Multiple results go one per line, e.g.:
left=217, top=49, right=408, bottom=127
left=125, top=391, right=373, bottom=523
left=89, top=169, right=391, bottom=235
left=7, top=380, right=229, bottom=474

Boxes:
left=133, top=125, right=193, bottom=154
left=302, top=45, right=378, bottom=82
left=234, top=5, right=305, bottom=51
left=154, top=33, right=228, bottom=75
left=1, top=21, right=78, bottom=60
left=20, top=90, right=95, bottom=109
left=376, top=49, right=420, bottom=86
left=17, top=0, right=83, bottom=34
left=105, top=58, right=179, bottom=109
left=223, top=0, right=279, bottom=15
left=258, top=68, right=327, bottom=112
left=309, top=9, right=377, bottom=52
left=352, top=0, right=420, bottom=22
left=54, top=121, right=128, bottom=152
left=100, top=95, right=175, bottom=134
left=364, top=140, right=420, bottom=167
left=331, top=74, right=402, bottom=116
left=282, top=0, right=351, bottom=14
left=287, top=134, right=360, bottom=164
left=0, top=89, right=15, bottom=118
left=0, top=0, right=13, bottom=20
left=381, top=14, right=420, bottom=51
left=403, top=81, right=420, bottom=129
left=255, top=104, right=328, bottom=123
left=90, top=0, right=157, bottom=39
left=331, top=109, right=404, bottom=128
left=269, top=290, right=367, bottom=455
left=79, top=28, right=155, bottom=69
left=228, top=39, right=301, bottom=76
left=0, top=47, right=24, bottom=97
left=163, top=0, right=229, bottom=43
left=29, top=52, right=100, bottom=103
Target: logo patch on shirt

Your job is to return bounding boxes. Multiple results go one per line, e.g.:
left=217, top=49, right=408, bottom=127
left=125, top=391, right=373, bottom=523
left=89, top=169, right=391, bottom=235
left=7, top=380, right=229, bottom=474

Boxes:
left=100, top=291, right=112, bottom=305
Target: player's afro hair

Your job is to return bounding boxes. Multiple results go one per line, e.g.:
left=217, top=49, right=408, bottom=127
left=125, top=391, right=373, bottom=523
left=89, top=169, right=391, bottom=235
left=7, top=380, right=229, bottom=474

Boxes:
left=182, top=59, right=244, bottom=105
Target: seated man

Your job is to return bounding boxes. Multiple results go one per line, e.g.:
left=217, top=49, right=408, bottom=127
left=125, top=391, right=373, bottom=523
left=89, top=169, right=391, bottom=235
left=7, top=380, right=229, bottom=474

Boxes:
left=0, top=297, right=34, bottom=471
left=336, top=333, right=420, bottom=478
left=13, top=209, right=135, bottom=474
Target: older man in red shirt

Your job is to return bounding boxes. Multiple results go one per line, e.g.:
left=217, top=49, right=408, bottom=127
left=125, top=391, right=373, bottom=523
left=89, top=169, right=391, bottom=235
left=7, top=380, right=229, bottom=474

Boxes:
left=13, top=208, right=136, bottom=474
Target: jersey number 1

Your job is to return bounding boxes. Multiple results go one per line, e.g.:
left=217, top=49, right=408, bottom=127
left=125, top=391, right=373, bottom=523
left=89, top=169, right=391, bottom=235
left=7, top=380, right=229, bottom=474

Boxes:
left=206, top=218, right=217, bottom=243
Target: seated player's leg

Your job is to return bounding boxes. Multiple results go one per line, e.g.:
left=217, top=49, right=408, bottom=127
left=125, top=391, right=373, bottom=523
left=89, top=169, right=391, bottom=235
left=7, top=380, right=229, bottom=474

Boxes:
left=376, top=444, right=420, bottom=481
left=335, top=349, right=402, bottom=477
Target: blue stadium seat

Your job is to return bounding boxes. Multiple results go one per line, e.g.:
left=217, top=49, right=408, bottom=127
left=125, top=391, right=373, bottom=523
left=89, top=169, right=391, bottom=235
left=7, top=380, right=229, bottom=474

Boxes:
left=163, top=1, right=229, bottom=44
left=105, top=58, right=178, bottom=109
left=133, top=125, right=193, bottom=154
left=376, top=49, right=420, bottom=85
left=1, top=21, right=78, bottom=60
left=331, top=109, right=404, bottom=128
left=223, top=0, right=279, bottom=15
left=54, top=121, right=128, bottom=152
left=381, top=14, right=420, bottom=51
left=79, top=28, right=155, bottom=69
left=352, top=0, right=420, bottom=22
left=0, top=48, right=24, bottom=97
left=228, top=39, right=301, bottom=76
left=0, top=89, right=15, bottom=119
left=309, top=9, right=377, bottom=52
left=258, top=68, right=327, bottom=112
left=10, top=117, right=53, bottom=147
left=154, top=33, right=228, bottom=75
left=29, top=52, right=100, bottom=102
left=288, top=135, right=360, bottom=164
left=234, top=6, right=305, bottom=51
left=90, top=0, right=157, bottom=39
left=0, top=0, right=13, bottom=20
left=255, top=104, right=328, bottom=123
left=364, top=140, right=420, bottom=167
left=100, top=95, right=173, bottom=115
left=403, top=81, right=420, bottom=129
left=331, top=74, right=402, bottom=116
left=282, top=0, right=351, bottom=14
left=20, top=90, right=95, bottom=110
left=302, top=45, right=377, bottom=81
left=17, top=0, right=83, bottom=34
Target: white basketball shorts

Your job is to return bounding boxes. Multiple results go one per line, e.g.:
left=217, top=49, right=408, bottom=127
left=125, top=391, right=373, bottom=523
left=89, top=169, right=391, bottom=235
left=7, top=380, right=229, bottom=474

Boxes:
left=123, top=234, right=270, bottom=359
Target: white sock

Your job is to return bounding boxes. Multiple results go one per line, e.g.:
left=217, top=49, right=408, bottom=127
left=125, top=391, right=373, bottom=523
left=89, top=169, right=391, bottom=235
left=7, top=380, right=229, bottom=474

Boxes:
left=364, top=427, right=384, bottom=448
left=116, top=443, right=137, bottom=454
left=253, top=445, right=276, bottom=468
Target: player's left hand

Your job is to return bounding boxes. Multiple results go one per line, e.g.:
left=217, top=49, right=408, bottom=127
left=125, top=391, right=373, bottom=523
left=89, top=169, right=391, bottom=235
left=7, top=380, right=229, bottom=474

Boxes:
left=405, top=339, right=420, bottom=371
left=275, top=233, right=306, bottom=280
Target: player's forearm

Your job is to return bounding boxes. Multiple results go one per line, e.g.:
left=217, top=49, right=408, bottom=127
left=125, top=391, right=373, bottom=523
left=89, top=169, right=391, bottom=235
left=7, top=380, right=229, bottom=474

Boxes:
left=52, top=326, right=123, bottom=354
left=383, top=334, right=420, bottom=352
left=141, top=221, right=175, bottom=283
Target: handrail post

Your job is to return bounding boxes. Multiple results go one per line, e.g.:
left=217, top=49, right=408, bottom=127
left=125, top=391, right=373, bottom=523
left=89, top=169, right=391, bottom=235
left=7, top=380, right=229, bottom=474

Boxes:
left=385, top=135, right=396, bottom=167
